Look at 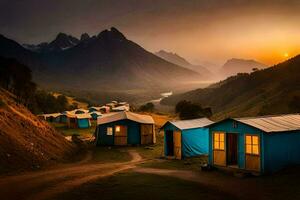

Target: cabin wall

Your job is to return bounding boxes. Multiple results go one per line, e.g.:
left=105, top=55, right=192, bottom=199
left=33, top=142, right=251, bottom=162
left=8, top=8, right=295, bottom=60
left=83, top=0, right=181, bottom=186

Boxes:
left=181, top=128, right=209, bottom=157
left=77, top=119, right=90, bottom=128
left=96, top=119, right=141, bottom=146
left=208, top=119, right=264, bottom=172
left=263, top=130, right=300, bottom=173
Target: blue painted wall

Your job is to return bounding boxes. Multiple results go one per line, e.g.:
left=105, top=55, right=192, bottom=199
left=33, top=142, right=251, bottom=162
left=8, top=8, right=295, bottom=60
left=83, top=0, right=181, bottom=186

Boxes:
left=78, top=119, right=90, bottom=128
left=208, top=119, right=264, bottom=172
left=96, top=119, right=141, bottom=146
left=263, top=130, right=300, bottom=173
left=60, top=115, right=68, bottom=123
left=163, top=122, right=209, bottom=158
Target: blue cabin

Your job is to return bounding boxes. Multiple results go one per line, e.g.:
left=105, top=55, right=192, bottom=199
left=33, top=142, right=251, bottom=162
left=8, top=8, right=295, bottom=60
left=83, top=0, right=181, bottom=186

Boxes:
left=95, top=112, right=155, bottom=146
left=207, top=114, right=300, bottom=174
left=162, top=118, right=214, bottom=159
left=76, top=114, right=92, bottom=129
left=90, top=112, right=102, bottom=120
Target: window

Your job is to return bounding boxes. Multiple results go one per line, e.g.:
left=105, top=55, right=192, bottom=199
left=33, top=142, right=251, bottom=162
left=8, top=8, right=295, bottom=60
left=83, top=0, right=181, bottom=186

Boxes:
left=245, top=135, right=259, bottom=155
left=214, top=132, right=225, bottom=150
left=115, top=125, right=121, bottom=133
left=107, top=127, right=113, bottom=135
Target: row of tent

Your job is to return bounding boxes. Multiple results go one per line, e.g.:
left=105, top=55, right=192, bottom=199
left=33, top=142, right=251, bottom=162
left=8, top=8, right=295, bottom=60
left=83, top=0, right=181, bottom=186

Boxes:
left=95, top=111, right=300, bottom=174
left=38, top=101, right=130, bottom=129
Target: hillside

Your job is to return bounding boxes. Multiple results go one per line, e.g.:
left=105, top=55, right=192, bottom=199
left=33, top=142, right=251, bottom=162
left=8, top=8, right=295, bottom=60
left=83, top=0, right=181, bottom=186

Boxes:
left=161, top=55, right=300, bottom=119
left=0, top=89, right=76, bottom=173
left=155, top=50, right=213, bottom=79
left=219, top=58, right=267, bottom=78
left=0, top=28, right=202, bottom=93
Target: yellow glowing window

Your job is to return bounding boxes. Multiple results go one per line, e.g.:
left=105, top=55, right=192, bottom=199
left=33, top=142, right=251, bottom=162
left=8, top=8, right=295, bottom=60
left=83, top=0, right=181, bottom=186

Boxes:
left=245, top=135, right=259, bottom=155
left=107, top=127, right=113, bottom=136
left=115, top=126, right=121, bottom=133
left=214, top=132, right=225, bottom=150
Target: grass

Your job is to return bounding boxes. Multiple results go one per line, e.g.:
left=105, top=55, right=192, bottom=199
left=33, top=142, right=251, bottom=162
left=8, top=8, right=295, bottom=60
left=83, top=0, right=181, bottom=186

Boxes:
left=90, top=146, right=132, bottom=163
left=139, top=156, right=208, bottom=170
left=55, top=172, right=235, bottom=200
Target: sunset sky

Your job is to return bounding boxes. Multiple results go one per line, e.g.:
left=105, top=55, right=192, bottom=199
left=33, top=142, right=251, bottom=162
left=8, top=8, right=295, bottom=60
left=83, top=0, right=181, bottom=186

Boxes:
left=0, top=0, right=299, bottom=66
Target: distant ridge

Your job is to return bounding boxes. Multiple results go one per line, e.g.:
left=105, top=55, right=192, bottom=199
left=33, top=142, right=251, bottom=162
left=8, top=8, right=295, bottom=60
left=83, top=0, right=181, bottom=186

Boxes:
left=0, top=27, right=202, bottom=92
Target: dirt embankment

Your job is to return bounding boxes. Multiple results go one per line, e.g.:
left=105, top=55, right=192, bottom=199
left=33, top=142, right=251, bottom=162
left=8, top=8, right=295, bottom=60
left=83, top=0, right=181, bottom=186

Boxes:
left=0, top=89, right=77, bottom=173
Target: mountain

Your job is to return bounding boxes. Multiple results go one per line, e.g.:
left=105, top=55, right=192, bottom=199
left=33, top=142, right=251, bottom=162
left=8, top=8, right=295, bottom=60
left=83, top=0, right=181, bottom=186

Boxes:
left=23, top=33, right=80, bottom=53
left=219, top=58, right=267, bottom=78
left=0, top=28, right=202, bottom=93
left=155, top=50, right=213, bottom=79
left=161, top=55, right=300, bottom=119
left=0, top=89, right=76, bottom=173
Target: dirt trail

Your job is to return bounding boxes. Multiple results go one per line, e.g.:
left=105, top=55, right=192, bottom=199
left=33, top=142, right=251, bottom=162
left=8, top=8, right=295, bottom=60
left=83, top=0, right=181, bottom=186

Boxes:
left=0, top=150, right=144, bottom=200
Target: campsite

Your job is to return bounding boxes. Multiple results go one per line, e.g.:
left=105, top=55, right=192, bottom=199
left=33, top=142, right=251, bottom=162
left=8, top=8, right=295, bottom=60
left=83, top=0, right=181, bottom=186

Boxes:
left=1, top=1, right=300, bottom=200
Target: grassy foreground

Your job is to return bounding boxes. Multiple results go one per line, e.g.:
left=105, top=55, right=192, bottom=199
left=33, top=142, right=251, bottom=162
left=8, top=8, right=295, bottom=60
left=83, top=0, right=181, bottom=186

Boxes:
left=55, top=172, right=235, bottom=200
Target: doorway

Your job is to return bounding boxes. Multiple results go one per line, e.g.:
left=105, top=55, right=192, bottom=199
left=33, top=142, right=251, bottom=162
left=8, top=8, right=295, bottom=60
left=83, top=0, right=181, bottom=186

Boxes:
left=227, top=133, right=238, bottom=166
left=165, top=130, right=174, bottom=156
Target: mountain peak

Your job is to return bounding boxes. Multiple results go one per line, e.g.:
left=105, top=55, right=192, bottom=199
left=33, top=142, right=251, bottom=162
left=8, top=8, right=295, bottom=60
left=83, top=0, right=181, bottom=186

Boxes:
left=80, top=33, right=90, bottom=41
left=97, top=27, right=126, bottom=41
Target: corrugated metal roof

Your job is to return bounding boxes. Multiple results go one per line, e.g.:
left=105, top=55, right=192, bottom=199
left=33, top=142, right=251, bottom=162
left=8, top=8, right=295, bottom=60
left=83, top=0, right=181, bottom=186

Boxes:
left=235, top=114, right=300, bottom=133
left=76, top=113, right=92, bottom=119
left=97, top=111, right=154, bottom=125
left=167, top=118, right=214, bottom=130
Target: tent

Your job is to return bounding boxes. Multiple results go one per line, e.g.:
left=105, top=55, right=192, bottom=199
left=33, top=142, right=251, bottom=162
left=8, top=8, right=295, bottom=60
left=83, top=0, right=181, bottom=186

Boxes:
left=162, top=118, right=214, bottom=159
left=206, top=114, right=300, bottom=174
left=95, top=111, right=155, bottom=146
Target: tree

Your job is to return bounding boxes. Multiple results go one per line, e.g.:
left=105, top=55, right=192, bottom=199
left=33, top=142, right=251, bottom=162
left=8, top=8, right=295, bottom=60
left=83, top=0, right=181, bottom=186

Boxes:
left=139, top=102, right=155, bottom=112
left=175, top=100, right=212, bottom=120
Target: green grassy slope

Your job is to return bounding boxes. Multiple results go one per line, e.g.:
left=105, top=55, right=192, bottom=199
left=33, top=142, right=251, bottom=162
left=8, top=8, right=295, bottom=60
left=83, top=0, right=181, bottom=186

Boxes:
left=161, top=55, right=300, bottom=119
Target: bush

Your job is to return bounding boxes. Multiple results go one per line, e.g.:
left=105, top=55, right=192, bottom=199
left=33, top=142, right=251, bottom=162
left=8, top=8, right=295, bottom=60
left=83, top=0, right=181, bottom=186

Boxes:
left=0, top=99, right=5, bottom=107
left=139, top=102, right=155, bottom=112
left=175, top=100, right=212, bottom=120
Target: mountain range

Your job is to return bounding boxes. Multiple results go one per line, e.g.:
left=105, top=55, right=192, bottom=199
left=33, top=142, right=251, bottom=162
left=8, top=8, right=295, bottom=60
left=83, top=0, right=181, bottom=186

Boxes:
left=219, top=58, right=267, bottom=78
left=161, top=55, right=300, bottom=119
left=155, top=50, right=213, bottom=79
left=0, top=27, right=202, bottom=93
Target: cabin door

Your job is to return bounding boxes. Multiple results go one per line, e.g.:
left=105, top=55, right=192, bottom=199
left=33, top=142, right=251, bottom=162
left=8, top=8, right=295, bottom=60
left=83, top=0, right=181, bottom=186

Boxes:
left=165, top=130, right=174, bottom=156
left=227, top=133, right=238, bottom=166
left=114, top=125, right=127, bottom=145
left=141, top=124, right=154, bottom=145
left=173, top=131, right=182, bottom=159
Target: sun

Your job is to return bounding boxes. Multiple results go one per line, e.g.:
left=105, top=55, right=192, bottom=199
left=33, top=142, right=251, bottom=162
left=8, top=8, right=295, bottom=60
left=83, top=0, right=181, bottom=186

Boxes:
left=284, top=52, right=289, bottom=58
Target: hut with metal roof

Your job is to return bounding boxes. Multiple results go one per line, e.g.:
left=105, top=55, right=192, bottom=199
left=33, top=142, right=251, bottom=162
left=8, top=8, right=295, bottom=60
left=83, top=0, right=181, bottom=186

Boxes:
left=95, top=111, right=155, bottom=146
left=162, top=118, right=214, bottom=159
left=89, top=111, right=102, bottom=120
left=206, top=114, right=300, bottom=174
left=76, top=113, right=92, bottom=128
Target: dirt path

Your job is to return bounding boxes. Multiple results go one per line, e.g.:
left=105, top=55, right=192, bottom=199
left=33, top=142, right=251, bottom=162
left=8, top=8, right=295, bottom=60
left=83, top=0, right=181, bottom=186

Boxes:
left=0, top=150, right=144, bottom=200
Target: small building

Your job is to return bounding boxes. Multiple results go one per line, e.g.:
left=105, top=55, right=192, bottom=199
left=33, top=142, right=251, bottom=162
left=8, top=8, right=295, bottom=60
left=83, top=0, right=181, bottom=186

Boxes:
left=76, top=113, right=92, bottom=128
left=112, top=105, right=130, bottom=112
left=207, top=114, right=300, bottom=174
left=88, top=107, right=100, bottom=113
left=162, top=118, right=214, bottom=159
left=73, top=109, right=87, bottom=114
left=95, top=111, right=155, bottom=146
left=90, top=111, right=102, bottom=120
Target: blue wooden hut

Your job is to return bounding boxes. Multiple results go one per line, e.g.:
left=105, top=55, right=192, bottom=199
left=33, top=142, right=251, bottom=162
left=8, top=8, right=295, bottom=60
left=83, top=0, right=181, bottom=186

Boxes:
left=207, top=114, right=300, bottom=174
left=162, top=118, right=214, bottom=159
left=90, top=111, right=102, bottom=120
left=76, top=114, right=92, bottom=129
left=95, top=112, right=155, bottom=146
